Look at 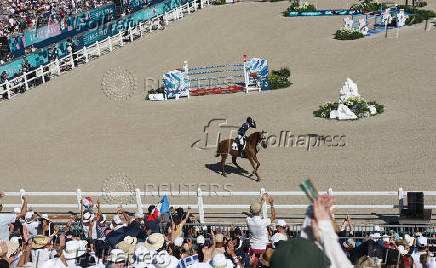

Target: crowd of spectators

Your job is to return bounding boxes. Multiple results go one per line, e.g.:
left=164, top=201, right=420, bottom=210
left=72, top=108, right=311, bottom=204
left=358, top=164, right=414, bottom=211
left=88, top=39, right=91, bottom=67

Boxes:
left=0, top=0, right=114, bottom=38
left=0, top=191, right=435, bottom=267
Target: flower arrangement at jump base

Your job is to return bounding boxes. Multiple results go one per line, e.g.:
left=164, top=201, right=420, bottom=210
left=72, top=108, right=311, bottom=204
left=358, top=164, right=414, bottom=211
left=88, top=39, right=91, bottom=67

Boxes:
left=268, top=67, right=292, bottom=90
left=314, top=78, right=384, bottom=120
left=287, top=0, right=316, bottom=12
left=334, top=28, right=365, bottom=40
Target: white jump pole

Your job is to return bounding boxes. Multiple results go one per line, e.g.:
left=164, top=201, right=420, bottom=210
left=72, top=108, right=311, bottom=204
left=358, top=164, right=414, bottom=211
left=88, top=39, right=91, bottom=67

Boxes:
left=243, top=54, right=249, bottom=93
left=183, top=60, right=190, bottom=99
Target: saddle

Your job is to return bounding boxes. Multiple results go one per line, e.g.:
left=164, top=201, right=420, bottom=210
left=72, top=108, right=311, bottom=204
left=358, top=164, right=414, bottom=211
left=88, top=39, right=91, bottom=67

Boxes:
left=232, top=138, right=246, bottom=157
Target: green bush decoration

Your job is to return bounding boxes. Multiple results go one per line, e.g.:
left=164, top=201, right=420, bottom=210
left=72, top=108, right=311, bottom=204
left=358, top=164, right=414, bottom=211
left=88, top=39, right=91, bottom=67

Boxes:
left=287, top=1, right=316, bottom=12
left=335, top=28, right=365, bottom=40
left=268, top=67, right=292, bottom=90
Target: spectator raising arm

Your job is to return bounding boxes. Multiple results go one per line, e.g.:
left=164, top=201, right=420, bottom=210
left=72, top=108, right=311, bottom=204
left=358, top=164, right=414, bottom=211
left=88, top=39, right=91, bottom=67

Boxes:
left=118, top=205, right=130, bottom=223
left=179, top=206, right=191, bottom=228
left=96, top=199, right=102, bottom=221
left=312, top=195, right=353, bottom=268
left=269, top=195, right=276, bottom=222
left=16, top=195, right=28, bottom=220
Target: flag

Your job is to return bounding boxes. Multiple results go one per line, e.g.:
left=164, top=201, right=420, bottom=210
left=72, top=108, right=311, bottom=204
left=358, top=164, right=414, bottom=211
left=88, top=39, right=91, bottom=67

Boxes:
left=177, top=254, right=199, bottom=268
left=146, top=195, right=170, bottom=221
left=158, top=195, right=170, bottom=214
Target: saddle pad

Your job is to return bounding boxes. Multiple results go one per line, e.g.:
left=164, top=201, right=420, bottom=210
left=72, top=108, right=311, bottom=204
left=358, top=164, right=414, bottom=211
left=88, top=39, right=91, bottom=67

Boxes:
left=232, top=141, right=245, bottom=151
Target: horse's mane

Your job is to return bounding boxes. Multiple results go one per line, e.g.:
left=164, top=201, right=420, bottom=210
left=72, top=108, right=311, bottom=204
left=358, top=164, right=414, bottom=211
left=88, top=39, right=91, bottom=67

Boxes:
left=247, top=132, right=261, bottom=144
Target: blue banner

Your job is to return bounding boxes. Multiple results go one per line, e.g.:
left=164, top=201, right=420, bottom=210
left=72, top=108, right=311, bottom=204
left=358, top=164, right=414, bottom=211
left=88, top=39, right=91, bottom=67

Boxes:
left=287, top=9, right=361, bottom=17
left=0, top=0, right=192, bottom=78
left=8, top=4, right=117, bottom=58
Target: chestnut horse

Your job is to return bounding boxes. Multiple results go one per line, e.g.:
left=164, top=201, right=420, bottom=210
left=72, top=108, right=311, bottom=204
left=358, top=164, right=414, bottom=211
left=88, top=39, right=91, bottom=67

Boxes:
left=215, top=131, right=267, bottom=181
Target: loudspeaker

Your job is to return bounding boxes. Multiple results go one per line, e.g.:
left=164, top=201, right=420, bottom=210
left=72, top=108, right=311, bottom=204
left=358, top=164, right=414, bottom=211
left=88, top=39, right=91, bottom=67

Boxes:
left=407, top=192, right=424, bottom=218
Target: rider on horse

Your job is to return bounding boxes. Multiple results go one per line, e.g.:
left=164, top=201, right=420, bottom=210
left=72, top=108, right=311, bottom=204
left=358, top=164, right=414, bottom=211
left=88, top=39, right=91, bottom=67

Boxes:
left=236, top=117, right=256, bottom=156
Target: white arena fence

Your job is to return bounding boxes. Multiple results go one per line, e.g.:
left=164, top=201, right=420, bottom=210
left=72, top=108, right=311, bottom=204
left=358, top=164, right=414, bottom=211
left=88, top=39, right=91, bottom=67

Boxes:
left=2, top=187, right=436, bottom=223
left=0, top=0, right=210, bottom=101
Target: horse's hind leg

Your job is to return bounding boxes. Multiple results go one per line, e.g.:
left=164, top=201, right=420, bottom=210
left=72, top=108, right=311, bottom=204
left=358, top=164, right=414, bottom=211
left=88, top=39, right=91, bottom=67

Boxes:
left=232, top=156, right=241, bottom=169
left=248, top=156, right=260, bottom=181
left=221, top=155, right=228, bottom=177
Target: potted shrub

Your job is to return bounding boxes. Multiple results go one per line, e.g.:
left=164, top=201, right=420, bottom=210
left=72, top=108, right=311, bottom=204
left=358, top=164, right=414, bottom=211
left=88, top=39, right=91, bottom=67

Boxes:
left=146, top=86, right=165, bottom=101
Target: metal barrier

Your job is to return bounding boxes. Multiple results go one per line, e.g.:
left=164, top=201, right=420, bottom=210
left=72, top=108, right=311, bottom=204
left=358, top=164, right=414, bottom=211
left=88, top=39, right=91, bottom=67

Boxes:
left=2, top=187, right=436, bottom=224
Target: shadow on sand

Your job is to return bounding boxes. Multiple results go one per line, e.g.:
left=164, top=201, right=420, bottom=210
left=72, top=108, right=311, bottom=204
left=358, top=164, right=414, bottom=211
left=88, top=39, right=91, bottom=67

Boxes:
left=205, top=162, right=257, bottom=181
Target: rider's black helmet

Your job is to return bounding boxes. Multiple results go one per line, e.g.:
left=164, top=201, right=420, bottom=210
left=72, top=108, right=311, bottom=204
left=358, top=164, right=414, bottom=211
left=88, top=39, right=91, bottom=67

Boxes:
left=247, top=117, right=256, bottom=128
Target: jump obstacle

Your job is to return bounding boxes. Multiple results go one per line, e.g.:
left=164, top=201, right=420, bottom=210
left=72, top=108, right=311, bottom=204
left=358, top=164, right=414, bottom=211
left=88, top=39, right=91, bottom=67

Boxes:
left=162, top=55, right=269, bottom=100
left=344, top=6, right=408, bottom=36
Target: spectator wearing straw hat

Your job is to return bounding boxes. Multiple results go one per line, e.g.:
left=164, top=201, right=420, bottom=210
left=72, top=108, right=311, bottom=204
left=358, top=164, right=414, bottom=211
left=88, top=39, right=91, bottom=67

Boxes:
left=0, top=240, right=20, bottom=266
left=31, top=235, right=51, bottom=265
left=212, top=233, right=225, bottom=257
left=246, top=193, right=275, bottom=255
left=145, top=233, right=165, bottom=252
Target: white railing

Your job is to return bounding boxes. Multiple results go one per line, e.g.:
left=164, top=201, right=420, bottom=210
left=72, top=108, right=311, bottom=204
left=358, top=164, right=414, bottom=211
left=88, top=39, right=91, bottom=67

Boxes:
left=2, top=187, right=436, bottom=223
left=0, top=0, right=209, bottom=101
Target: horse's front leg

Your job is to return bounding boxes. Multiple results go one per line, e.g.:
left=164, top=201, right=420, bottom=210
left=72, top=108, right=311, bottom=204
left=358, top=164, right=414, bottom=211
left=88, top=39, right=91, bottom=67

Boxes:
left=253, top=154, right=260, bottom=171
left=248, top=156, right=260, bottom=181
left=232, top=156, right=241, bottom=169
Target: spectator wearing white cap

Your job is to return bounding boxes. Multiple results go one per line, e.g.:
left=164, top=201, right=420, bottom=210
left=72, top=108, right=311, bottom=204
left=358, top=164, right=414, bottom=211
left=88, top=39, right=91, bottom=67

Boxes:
left=270, top=219, right=288, bottom=248
left=196, top=235, right=205, bottom=246
left=24, top=211, right=40, bottom=237
left=209, top=253, right=232, bottom=268
left=0, top=194, right=27, bottom=242
left=107, top=248, right=127, bottom=268
left=246, top=193, right=275, bottom=255
left=132, top=245, right=154, bottom=268
left=153, top=250, right=179, bottom=268
left=412, top=235, right=431, bottom=268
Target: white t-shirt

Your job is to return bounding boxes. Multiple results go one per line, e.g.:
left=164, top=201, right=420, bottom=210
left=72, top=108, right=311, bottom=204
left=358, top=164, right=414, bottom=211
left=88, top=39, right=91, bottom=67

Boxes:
left=31, top=248, right=51, bottom=265
left=39, top=258, right=67, bottom=268
left=24, top=221, right=40, bottom=237
left=412, top=251, right=427, bottom=268
left=0, top=213, right=16, bottom=241
left=270, top=232, right=288, bottom=247
left=246, top=215, right=271, bottom=250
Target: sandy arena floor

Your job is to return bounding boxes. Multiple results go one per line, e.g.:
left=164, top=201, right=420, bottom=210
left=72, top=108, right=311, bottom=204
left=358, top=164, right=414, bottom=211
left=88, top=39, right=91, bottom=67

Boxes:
left=0, top=0, right=435, bottom=222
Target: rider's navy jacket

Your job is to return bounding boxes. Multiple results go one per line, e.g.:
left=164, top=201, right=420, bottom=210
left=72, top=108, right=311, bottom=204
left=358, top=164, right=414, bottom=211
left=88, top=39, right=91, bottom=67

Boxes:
left=238, top=123, right=250, bottom=136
